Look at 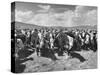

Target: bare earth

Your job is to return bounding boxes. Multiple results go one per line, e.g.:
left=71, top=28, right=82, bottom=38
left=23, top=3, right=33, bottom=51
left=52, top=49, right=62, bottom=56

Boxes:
left=22, top=50, right=97, bottom=73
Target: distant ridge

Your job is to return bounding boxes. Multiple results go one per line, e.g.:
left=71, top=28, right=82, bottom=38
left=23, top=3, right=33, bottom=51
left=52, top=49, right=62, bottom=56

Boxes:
left=12, top=21, right=97, bottom=30
left=12, top=21, right=42, bottom=29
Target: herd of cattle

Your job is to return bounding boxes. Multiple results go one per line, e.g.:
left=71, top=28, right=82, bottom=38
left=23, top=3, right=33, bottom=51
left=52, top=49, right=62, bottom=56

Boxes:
left=11, top=28, right=97, bottom=73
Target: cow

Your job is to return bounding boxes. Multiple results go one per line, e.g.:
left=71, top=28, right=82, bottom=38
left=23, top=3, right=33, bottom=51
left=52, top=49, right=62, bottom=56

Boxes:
left=53, top=32, right=69, bottom=56
left=14, top=45, right=35, bottom=73
left=89, top=32, right=97, bottom=52
left=53, top=31, right=86, bottom=62
left=15, top=34, right=26, bottom=45
left=30, top=29, right=39, bottom=48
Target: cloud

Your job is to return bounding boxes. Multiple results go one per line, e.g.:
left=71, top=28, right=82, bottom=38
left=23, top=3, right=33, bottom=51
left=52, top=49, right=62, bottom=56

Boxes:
left=15, top=5, right=97, bottom=27
left=85, top=10, right=97, bottom=25
left=37, top=5, right=51, bottom=13
left=72, top=6, right=97, bottom=26
left=38, top=5, right=51, bottom=10
left=15, top=10, right=34, bottom=22
left=27, top=13, right=49, bottom=26
left=27, top=11, right=75, bottom=27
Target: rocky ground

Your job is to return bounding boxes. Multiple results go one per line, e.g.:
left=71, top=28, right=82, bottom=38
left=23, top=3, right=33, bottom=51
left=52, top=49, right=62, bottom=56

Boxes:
left=22, top=50, right=97, bottom=73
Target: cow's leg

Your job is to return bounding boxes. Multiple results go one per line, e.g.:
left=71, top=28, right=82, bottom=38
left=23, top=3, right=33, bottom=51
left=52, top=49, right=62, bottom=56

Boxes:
left=58, top=48, right=64, bottom=56
left=70, top=52, right=86, bottom=62
left=36, top=47, right=39, bottom=56
left=36, top=47, right=41, bottom=56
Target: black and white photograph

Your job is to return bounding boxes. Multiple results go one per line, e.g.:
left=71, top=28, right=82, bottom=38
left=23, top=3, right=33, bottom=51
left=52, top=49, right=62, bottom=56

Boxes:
left=11, top=1, right=98, bottom=73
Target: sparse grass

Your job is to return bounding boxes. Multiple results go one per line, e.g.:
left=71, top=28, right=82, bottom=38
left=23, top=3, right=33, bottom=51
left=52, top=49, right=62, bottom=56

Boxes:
left=23, top=50, right=97, bottom=73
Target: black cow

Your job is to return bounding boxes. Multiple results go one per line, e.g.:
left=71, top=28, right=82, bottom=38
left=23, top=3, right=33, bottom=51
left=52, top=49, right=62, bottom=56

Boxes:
left=14, top=46, right=35, bottom=73
left=16, top=34, right=26, bottom=44
left=54, top=32, right=86, bottom=62
left=54, top=32, right=69, bottom=56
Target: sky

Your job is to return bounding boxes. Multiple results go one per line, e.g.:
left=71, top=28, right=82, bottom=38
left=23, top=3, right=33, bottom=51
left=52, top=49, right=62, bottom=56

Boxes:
left=12, top=2, right=97, bottom=27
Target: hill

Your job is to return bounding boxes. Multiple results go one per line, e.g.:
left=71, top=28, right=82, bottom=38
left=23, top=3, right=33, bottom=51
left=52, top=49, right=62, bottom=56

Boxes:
left=11, top=22, right=97, bottom=30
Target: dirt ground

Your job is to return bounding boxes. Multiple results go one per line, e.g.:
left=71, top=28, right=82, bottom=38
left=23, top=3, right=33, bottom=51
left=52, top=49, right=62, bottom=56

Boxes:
left=22, top=50, right=97, bottom=73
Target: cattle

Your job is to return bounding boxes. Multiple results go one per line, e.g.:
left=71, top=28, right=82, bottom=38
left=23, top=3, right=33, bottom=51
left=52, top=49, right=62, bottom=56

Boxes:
left=53, top=32, right=69, bottom=56
left=31, top=29, right=39, bottom=48
left=49, top=33, right=55, bottom=49
left=15, top=34, right=26, bottom=44
left=14, top=46, right=35, bottom=73
left=14, top=28, right=97, bottom=65
left=53, top=31, right=86, bottom=62
left=89, top=32, right=97, bottom=52
left=24, top=31, right=31, bottom=46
